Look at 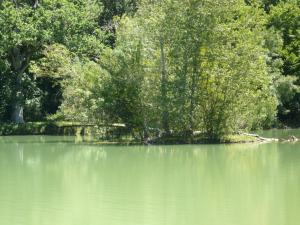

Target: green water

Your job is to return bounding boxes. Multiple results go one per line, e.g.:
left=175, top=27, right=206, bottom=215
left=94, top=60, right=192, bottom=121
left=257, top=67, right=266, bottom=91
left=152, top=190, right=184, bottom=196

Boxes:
left=0, top=132, right=300, bottom=225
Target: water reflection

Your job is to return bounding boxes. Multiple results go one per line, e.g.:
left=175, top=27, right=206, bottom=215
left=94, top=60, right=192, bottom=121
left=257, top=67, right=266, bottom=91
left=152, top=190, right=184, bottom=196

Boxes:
left=0, top=136, right=299, bottom=225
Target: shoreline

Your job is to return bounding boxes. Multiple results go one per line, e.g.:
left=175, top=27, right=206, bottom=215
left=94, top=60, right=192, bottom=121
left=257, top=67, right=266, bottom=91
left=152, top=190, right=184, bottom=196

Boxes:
left=0, top=122, right=298, bottom=145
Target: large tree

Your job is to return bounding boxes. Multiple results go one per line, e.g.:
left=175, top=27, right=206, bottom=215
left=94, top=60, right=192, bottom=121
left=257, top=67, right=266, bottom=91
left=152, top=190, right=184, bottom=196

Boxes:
left=0, top=0, right=104, bottom=123
left=113, top=0, right=277, bottom=140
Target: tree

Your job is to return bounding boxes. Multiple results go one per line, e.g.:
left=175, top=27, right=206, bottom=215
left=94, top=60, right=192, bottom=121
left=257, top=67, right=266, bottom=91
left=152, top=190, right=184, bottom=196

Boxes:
left=100, top=17, right=150, bottom=139
left=115, top=0, right=277, bottom=140
left=268, top=0, right=300, bottom=124
left=195, top=0, right=278, bottom=138
left=98, top=0, right=139, bottom=46
left=0, top=0, right=104, bottom=123
left=0, top=59, right=12, bottom=121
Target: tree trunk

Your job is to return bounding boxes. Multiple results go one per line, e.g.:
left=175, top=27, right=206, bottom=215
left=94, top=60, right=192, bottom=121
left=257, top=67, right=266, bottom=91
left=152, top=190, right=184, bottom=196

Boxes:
left=11, top=102, right=24, bottom=124
left=11, top=75, right=25, bottom=123
left=9, top=47, right=30, bottom=123
left=180, top=52, right=188, bottom=128
left=160, top=36, right=170, bottom=134
left=189, top=44, right=201, bottom=131
left=33, top=0, right=39, bottom=9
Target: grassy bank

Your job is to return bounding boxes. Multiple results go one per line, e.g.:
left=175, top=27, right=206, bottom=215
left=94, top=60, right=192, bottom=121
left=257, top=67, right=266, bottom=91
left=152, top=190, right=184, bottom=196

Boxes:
left=0, top=121, right=130, bottom=139
left=149, top=134, right=259, bottom=145
left=0, top=122, right=273, bottom=144
left=0, top=122, right=88, bottom=136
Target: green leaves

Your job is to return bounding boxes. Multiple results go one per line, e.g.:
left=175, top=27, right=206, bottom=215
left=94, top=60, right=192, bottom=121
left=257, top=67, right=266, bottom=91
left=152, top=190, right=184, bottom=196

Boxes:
left=110, top=0, right=278, bottom=139
left=269, top=0, right=300, bottom=77
left=0, top=0, right=296, bottom=135
left=266, top=0, right=300, bottom=124
left=0, top=0, right=106, bottom=122
left=30, top=44, right=73, bottom=79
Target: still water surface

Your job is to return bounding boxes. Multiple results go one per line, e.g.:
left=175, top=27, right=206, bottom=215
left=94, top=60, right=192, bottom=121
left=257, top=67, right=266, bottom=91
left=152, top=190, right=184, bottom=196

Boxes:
left=0, top=131, right=300, bottom=225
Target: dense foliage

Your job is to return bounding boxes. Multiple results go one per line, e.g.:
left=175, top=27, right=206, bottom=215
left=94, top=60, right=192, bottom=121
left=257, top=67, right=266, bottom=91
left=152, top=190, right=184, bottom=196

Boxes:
left=0, top=0, right=299, bottom=141
left=267, top=0, right=300, bottom=124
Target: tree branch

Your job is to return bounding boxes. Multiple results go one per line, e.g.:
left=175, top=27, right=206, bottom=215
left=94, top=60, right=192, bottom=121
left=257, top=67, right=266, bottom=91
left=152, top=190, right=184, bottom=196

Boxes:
left=33, top=0, right=39, bottom=9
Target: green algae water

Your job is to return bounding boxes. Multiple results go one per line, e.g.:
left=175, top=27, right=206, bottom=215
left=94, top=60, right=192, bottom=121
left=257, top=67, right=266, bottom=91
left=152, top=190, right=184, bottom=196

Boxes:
left=0, top=132, right=300, bottom=225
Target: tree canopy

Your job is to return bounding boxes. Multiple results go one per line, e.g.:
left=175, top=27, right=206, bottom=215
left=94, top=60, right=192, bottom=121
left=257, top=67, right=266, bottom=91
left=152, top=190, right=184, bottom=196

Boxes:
left=0, top=0, right=299, bottom=141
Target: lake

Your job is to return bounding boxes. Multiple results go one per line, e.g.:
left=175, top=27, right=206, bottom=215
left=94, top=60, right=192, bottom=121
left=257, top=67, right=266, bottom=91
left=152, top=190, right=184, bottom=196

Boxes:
left=0, top=130, right=300, bottom=225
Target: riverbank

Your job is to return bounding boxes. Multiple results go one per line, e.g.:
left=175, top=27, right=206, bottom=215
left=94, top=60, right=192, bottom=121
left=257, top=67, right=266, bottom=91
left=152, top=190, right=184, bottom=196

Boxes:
left=0, top=122, right=91, bottom=136
left=0, top=122, right=129, bottom=140
left=148, top=133, right=278, bottom=145
left=1, top=122, right=295, bottom=144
